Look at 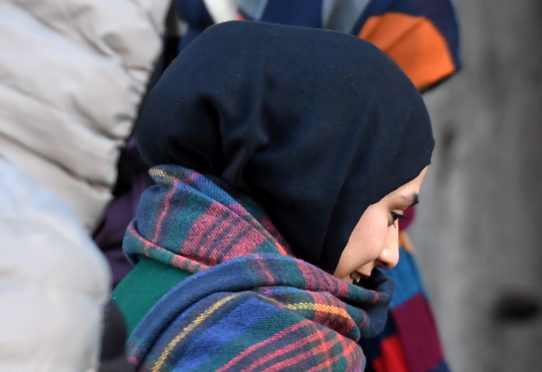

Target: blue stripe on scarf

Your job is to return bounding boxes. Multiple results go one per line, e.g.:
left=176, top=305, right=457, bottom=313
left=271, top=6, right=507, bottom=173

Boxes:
left=168, top=296, right=281, bottom=370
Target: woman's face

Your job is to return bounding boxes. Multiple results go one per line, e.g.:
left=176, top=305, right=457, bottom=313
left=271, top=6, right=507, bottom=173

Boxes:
left=333, top=166, right=428, bottom=284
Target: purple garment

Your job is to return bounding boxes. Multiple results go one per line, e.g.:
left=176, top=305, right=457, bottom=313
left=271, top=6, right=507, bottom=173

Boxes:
left=94, top=139, right=152, bottom=285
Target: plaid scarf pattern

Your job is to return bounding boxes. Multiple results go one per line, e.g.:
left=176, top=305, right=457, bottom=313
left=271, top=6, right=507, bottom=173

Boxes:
left=124, top=165, right=394, bottom=371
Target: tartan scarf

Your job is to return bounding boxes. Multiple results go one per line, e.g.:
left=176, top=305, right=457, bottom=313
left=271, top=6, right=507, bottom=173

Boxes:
left=124, top=165, right=394, bottom=371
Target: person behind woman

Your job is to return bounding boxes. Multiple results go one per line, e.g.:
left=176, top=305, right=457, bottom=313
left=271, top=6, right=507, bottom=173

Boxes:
left=0, top=157, right=111, bottom=371
left=114, top=21, right=434, bottom=371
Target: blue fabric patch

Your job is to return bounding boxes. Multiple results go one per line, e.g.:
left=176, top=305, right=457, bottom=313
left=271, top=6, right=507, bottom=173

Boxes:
left=383, top=248, right=427, bottom=307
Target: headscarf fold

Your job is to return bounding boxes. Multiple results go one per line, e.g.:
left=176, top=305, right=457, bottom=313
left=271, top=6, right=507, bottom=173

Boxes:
left=136, top=21, right=434, bottom=273
left=125, top=165, right=394, bottom=371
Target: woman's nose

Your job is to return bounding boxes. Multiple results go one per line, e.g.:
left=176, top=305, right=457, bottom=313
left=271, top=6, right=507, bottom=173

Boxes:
left=376, top=228, right=400, bottom=269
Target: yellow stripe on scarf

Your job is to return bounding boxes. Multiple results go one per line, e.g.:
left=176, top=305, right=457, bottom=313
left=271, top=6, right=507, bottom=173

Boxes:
left=150, top=168, right=174, bottom=181
left=285, top=302, right=350, bottom=319
left=152, top=294, right=238, bottom=371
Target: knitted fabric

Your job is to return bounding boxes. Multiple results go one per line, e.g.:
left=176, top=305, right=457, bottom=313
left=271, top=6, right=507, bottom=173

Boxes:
left=177, top=0, right=461, bottom=91
left=124, top=165, right=394, bottom=371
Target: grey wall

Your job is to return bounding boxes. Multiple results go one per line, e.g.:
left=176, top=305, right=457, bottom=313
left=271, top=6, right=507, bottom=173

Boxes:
left=411, top=1, right=542, bottom=371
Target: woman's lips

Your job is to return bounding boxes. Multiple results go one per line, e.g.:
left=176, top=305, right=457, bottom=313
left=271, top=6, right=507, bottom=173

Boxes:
left=350, top=271, right=370, bottom=285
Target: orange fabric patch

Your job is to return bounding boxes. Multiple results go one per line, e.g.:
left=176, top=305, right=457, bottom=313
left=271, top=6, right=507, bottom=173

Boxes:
left=399, top=231, right=414, bottom=253
left=372, top=335, right=409, bottom=372
left=359, top=12, right=455, bottom=90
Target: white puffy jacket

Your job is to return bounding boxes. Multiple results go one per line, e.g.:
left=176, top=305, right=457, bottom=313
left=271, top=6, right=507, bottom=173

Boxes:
left=0, top=0, right=170, bottom=230
left=0, top=157, right=111, bottom=372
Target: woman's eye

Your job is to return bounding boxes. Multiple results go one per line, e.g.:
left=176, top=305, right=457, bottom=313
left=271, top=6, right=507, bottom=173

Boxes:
left=391, top=212, right=403, bottom=221
left=389, top=211, right=409, bottom=226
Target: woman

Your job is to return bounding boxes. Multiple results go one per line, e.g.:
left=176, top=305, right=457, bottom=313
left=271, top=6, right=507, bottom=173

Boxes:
left=114, top=21, right=433, bottom=371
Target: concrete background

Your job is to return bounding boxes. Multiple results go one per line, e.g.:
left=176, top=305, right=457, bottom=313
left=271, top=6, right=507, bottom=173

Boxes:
left=411, top=1, right=542, bottom=371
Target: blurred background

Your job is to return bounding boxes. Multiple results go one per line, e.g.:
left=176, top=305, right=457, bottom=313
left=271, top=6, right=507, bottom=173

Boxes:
left=412, top=0, right=542, bottom=371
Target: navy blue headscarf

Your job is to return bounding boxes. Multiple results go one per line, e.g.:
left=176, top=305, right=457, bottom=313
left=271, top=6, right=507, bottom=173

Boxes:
left=136, top=21, right=433, bottom=273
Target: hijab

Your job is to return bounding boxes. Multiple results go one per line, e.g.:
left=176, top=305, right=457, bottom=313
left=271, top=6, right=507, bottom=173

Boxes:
left=135, top=21, right=433, bottom=273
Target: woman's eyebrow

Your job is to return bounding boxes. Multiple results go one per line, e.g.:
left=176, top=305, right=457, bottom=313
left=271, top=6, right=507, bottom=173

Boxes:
left=401, top=193, right=419, bottom=206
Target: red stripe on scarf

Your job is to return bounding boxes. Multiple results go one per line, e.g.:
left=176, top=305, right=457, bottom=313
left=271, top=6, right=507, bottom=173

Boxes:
left=240, top=324, right=331, bottom=371
left=216, top=321, right=308, bottom=372
left=305, top=335, right=361, bottom=372
left=151, top=180, right=180, bottom=243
